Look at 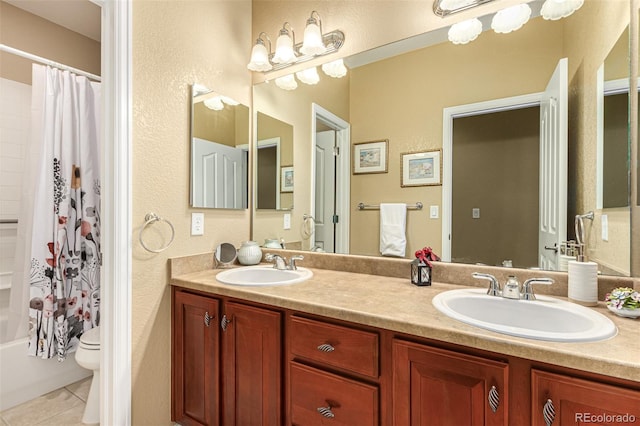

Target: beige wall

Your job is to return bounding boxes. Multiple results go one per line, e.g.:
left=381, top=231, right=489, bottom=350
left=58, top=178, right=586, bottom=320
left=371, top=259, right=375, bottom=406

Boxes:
left=132, top=0, right=251, bottom=424
left=193, top=102, right=249, bottom=147
left=0, top=2, right=100, bottom=83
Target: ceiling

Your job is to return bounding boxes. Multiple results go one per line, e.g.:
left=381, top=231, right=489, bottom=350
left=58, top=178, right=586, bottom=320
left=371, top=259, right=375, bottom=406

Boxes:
left=5, top=0, right=101, bottom=42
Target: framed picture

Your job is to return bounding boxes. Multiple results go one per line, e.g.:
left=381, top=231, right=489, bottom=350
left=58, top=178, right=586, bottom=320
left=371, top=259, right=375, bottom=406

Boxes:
left=280, top=166, right=294, bottom=192
left=353, top=139, right=388, bottom=174
left=401, top=150, right=442, bottom=187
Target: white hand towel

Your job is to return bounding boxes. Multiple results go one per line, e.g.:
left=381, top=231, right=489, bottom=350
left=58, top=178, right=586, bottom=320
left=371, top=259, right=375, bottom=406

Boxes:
left=379, top=203, right=407, bottom=257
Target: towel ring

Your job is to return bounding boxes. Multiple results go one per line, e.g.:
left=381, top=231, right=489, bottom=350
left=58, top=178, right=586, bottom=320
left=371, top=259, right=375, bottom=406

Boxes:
left=139, top=212, right=175, bottom=253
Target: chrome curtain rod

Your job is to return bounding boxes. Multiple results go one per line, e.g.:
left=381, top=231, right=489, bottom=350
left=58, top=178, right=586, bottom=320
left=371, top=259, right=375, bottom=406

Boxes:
left=0, top=44, right=101, bottom=82
left=357, top=202, right=424, bottom=210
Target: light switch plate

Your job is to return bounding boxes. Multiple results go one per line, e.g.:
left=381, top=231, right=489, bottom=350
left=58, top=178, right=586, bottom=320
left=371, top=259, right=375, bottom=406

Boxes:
left=191, top=212, right=204, bottom=236
left=430, top=205, right=439, bottom=219
left=283, top=213, right=291, bottom=230
left=601, top=214, right=608, bottom=241
left=472, top=208, right=480, bottom=219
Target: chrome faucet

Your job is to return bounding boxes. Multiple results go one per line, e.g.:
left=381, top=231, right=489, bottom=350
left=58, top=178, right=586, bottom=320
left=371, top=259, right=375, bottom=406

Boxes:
left=265, top=253, right=287, bottom=270
left=472, top=272, right=501, bottom=296
left=521, top=277, right=554, bottom=300
left=265, top=253, right=304, bottom=271
left=502, top=275, right=521, bottom=299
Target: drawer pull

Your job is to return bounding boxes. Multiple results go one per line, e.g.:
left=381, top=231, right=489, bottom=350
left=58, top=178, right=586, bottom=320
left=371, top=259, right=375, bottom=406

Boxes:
left=317, top=405, right=335, bottom=418
left=220, top=314, right=232, bottom=331
left=488, top=385, right=499, bottom=413
left=204, top=311, right=212, bottom=327
left=543, top=398, right=555, bottom=426
left=317, top=343, right=335, bottom=352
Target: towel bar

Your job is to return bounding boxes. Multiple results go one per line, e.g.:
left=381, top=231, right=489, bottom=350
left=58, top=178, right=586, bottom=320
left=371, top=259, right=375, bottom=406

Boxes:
left=357, top=202, right=423, bottom=210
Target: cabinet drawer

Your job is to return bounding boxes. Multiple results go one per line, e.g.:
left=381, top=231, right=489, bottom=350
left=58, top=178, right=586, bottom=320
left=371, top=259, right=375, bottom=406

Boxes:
left=290, top=362, right=379, bottom=426
left=289, top=316, right=379, bottom=378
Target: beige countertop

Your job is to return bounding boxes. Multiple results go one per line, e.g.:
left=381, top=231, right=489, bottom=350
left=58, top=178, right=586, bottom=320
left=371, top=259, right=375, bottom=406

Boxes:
left=171, top=265, right=640, bottom=383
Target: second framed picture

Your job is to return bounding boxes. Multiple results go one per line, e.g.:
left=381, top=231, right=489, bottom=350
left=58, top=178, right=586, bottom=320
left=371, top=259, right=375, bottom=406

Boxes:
left=353, top=139, right=388, bottom=174
left=281, top=166, right=294, bottom=192
left=401, top=150, right=442, bottom=187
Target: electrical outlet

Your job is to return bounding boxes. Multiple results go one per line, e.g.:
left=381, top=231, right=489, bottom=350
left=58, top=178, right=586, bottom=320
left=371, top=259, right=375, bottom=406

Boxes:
left=601, top=214, right=608, bottom=241
left=283, top=213, right=291, bottom=230
left=472, top=208, right=480, bottom=219
left=191, top=212, right=204, bottom=236
left=430, top=205, right=439, bottom=219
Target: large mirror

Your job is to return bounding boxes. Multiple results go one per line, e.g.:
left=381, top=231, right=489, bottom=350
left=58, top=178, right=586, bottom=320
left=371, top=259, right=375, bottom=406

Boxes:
left=252, top=1, right=633, bottom=276
left=256, top=112, right=294, bottom=210
left=190, top=83, right=249, bottom=209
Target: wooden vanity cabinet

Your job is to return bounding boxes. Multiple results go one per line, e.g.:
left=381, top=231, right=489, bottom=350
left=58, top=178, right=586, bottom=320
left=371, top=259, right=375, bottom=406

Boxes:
left=287, top=315, right=381, bottom=425
left=531, top=369, right=640, bottom=426
left=172, top=290, right=220, bottom=426
left=172, top=289, right=282, bottom=426
left=393, top=339, right=509, bottom=426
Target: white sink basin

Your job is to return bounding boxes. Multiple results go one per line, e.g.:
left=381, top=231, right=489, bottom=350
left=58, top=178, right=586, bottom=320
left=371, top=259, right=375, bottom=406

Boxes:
left=432, top=288, right=617, bottom=342
left=216, top=266, right=313, bottom=286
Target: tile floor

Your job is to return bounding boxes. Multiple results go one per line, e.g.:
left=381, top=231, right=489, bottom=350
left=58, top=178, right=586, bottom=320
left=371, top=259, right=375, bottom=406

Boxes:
left=0, top=377, right=90, bottom=426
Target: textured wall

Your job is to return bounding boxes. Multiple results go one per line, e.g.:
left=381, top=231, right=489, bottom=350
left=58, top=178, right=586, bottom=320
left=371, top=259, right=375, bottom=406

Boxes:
left=132, top=1, right=251, bottom=423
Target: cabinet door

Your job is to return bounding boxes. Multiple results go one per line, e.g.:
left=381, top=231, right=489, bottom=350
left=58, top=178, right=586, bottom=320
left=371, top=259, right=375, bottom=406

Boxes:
left=173, top=291, right=220, bottom=426
left=393, top=339, right=508, bottom=426
left=532, top=369, right=640, bottom=426
left=221, top=301, right=282, bottom=426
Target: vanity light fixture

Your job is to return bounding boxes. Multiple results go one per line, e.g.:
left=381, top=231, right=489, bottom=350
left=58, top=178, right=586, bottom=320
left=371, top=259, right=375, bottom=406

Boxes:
left=203, top=95, right=240, bottom=111
left=434, top=0, right=494, bottom=16
left=272, top=22, right=297, bottom=64
left=275, top=74, right=298, bottom=90
left=247, top=32, right=273, bottom=72
left=296, top=66, right=320, bottom=85
left=448, top=18, right=483, bottom=44
left=491, top=3, right=531, bottom=33
left=321, top=59, right=348, bottom=78
left=540, top=0, right=583, bottom=20
left=300, top=11, right=327, bottom=55
left=248, top=11, right=345, bottom=73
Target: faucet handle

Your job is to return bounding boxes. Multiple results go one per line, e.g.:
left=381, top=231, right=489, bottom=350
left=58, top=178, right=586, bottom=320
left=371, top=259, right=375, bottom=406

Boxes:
left=522, top=278, right=554, bottom=301
left=472, top=272, right=501, bottom=296
left=289, top=255, right=304, bottom=270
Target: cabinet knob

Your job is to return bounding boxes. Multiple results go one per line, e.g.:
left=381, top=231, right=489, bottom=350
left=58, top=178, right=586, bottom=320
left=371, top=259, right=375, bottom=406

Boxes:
left=317, top=405, right=335, bottom=418
left=543, top=398, right=556, bottom=426
left=488, top=385, right=500, bottom=413
left=317, top=343, right=336, bottom=352
left=220, top=314, right=232, bottom=331
left=204, top=311, right=212, bottom=327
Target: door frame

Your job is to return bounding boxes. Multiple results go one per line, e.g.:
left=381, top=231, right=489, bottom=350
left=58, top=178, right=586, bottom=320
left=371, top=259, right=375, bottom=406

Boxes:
left=442, top=92, right=542, bottom=262
left=311, top=103, right=351, bottom=253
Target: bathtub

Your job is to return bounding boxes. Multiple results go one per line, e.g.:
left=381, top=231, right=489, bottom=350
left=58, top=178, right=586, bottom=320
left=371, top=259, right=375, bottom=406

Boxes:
left=0, top=315, right=91, bottom=411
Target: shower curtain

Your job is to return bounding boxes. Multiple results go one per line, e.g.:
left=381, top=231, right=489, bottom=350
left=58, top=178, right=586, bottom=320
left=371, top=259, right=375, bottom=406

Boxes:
left=10, top=64, right=101, bottom=360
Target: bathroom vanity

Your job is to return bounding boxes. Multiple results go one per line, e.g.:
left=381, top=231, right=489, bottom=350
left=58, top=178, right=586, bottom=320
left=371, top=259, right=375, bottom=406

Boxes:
left=170, top=254, right=640, bottom=426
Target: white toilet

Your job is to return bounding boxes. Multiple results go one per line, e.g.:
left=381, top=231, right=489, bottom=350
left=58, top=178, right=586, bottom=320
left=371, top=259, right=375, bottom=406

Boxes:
left=75, top=326, right=100, bottom=424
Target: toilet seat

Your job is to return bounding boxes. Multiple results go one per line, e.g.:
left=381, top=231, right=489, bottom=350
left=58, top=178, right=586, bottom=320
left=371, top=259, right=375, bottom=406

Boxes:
left=79, top=327, right=100, bottom=350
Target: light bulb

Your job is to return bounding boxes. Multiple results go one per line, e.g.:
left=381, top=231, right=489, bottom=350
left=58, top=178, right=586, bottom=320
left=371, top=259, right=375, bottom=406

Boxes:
left=491, top=3, right=531, bottom=34
left=296, top=67, right=320, bottom=85
left=275, top=74, right=298, bottom=90
left=321, top=59, right=347, bottom=78
left=204, top=97, right=224, bottom=111
left=541, top=0, right=584, bottom=20
left=448, top=18, right=483, bottom=45
left=272, top=29, right=296, bottom=64
left=247, top=41, right=272, bottom=72
left=301, top=18, right=326, bottom=55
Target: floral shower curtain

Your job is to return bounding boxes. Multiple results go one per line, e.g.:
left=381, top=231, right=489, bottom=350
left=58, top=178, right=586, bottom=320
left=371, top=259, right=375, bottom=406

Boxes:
left=26, top=64, right=101, bottom=360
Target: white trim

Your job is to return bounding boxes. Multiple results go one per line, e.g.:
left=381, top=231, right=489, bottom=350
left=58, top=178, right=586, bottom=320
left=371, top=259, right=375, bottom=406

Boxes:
left=100, top=0, right=132, bottom=425
left=441, top=92, right=542, bottom=262
left=311, top=104, right=351, bottom=254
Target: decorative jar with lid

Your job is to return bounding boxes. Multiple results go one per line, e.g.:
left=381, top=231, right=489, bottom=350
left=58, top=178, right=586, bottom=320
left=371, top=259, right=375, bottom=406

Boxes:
left=237, top=241, right=262, bottom=265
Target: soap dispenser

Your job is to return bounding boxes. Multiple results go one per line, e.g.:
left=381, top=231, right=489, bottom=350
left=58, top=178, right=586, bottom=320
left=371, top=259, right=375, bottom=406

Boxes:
left=502, top=275, right=521, bottom=299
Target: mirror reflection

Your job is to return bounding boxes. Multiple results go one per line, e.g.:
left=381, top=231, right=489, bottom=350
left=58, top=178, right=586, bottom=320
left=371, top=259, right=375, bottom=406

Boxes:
left=251, top=2, right=632, bottom=276
left=190, top=84, right=249, bottom=209
left=256, top=112, right=294, bottom=210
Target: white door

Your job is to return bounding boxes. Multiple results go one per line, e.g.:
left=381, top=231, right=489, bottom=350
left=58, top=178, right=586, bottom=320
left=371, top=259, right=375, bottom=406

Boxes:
left=314, top=130, right=336, bottom=252
left=538, top=58, right=568, bottom=270
left=192, top=137, right=244, bottom=208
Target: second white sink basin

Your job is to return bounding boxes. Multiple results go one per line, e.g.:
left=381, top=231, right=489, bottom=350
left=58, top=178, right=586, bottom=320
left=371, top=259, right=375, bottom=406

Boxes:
left=216, top=266, right=313, bottom=286
left=432, top=288, right=617, bottom=342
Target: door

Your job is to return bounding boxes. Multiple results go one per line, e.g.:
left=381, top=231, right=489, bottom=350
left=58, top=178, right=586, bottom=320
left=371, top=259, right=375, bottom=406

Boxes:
left=538, top=58, right=568, bottom=270
left=221, top=302, right=282, bottom=426
left=172, top=291, right=220, bottom=426
left=315, top=130, right=337, bottom=252
left=393, top=339, right=508, bottom=426
left=192, top=137, right=245, bottom=208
